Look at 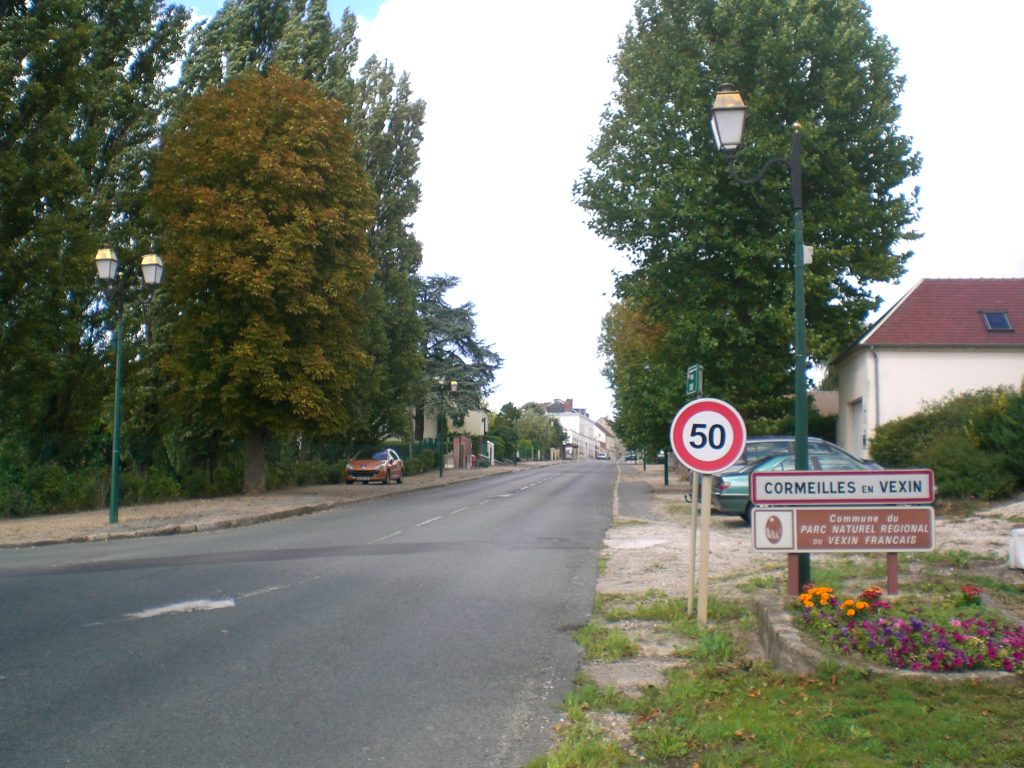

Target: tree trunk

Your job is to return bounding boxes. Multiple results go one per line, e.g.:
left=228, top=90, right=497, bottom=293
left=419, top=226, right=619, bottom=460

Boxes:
left=243, top=428, right=267, bottom=494
left=414, top=406, right=425, bottom=442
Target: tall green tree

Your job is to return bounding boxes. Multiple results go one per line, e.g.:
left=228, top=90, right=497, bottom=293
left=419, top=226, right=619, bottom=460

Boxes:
left=178, top=0, right=360, bottom=102
left=415, top=275, right=502, bottom=439
left=179, top=0, right=427, bottom=444
left=599, top=298, right=681, bottom=453
left=343, top=56, right=426, bottom=443
left=0, top=0, right=188, bottom=469
left=150, top=66, right=376, bottom=493
left=519, top=403, right=568, bottom=460
left=577, top=0, right=920, bottom=425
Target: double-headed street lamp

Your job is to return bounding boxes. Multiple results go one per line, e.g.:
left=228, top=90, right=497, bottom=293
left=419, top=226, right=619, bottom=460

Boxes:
left=95, top=248, right=165, bottom=524
left=437, top=379, right=458, bottom=477
left=710, top=84, right=811, bottom=588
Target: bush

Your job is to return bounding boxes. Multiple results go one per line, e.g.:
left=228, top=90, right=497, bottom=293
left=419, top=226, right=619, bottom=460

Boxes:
left=0, top=460, right=102, bottom=517
left=870, top=387, right=1022, bottom=500
left=745, top=396, right=837, bottom=444
left=969, top=386, right=1024, bottom=481
left=403, top=448, right=438, bottom=476
left=267, top=458, right=332, bottom=490
left=120, top=466, right=183, bottom=505
left=916, top=433, right=1015, bottom=500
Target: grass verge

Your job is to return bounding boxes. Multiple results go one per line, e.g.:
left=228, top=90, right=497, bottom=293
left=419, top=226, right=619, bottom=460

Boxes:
left=536, top=548, right=1024, bottom=765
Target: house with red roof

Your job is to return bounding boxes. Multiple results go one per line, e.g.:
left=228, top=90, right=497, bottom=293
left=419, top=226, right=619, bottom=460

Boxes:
left=833, top=278, right=1024, bottom=459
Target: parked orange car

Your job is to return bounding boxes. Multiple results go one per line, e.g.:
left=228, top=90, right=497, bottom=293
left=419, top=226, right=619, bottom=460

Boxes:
left=344, top=448, right=404, bottom=485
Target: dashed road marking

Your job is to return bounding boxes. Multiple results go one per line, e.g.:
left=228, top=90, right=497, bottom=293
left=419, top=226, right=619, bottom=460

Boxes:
left=368, top=530, right=403, bottom=545
left=126, top=598, right=235, bottom=620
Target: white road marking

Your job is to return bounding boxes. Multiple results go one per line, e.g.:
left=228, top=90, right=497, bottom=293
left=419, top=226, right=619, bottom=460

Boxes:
left=368, top=530, right=402, bottom=545
left=126, top=598, right=235, bottom=620
left=449, top=507, right=469, bottom=516
left=416, top=516, right=443, bottom=527
left=238, top=585, right=287, bottom=598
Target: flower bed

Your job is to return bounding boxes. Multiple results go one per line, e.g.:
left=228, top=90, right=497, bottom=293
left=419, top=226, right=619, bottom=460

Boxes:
left=796, top=585, right=1024, bottom=673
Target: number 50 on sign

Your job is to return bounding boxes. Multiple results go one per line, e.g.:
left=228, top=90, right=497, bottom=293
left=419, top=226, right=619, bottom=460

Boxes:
left=669, top=398, right=747, bottom=474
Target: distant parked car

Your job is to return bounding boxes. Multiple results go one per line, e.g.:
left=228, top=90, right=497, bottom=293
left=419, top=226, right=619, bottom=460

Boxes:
left=596, top=451, right=609, bottom=460
left=344, top=448, right=404, bottom=485
left=624, top=450, right=637, bottom=462
left=711, top=439, right=879, bottom=523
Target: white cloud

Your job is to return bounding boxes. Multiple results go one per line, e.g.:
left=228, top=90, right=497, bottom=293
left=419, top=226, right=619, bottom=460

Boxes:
left=862, top=1, right=1024, bottom=308
left=357, top=1, right=634, bottom=419
left=354, top=0, right=1024, bottom=420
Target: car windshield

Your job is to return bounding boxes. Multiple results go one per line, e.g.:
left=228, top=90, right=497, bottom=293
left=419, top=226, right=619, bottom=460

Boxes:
left=351, top=449, right=388, bottom=461
left=746, top=454, right=794, bottom=473
left=748, top=452, right=870, bottom=473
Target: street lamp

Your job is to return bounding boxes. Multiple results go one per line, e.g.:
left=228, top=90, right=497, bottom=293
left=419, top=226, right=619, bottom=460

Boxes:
left=437, top=379, right=457, bottom=477
left=710, top=83, right=811, bottom=589
left=95, top=247, right=165, bottom=524
left=512, top=409, right=519, bottom=466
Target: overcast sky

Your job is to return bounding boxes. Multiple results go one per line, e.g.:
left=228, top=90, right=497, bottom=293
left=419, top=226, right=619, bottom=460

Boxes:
left=187, top=1, right=1024, bottom=421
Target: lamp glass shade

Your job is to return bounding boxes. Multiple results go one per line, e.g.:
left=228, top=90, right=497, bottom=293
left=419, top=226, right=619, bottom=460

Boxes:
left=140, top=253, right=164, bottom=286
left=450, top=380, right=458, bottom=392
left=95, top=248, right=118, bottom=281
left=710, top=86, right=747, bottom=151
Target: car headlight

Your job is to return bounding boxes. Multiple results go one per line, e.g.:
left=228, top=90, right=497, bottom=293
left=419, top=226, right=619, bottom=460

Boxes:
left=345, top=463, right=354, bottom=471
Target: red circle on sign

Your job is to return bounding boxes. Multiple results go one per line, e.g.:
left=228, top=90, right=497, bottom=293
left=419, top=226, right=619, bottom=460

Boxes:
left=669, top=398, right=746, bottom=473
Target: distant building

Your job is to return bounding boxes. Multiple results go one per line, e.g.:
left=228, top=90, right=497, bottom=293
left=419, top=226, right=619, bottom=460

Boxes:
left=833, top=278, right=1024, bottom=459
left=544, top=399, right=619, bottom=459
left=420, top=407, right=492, bottom=467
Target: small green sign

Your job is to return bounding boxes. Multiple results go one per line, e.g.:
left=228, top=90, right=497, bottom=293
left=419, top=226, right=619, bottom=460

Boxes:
left=685, top=364, right=702, bottom=396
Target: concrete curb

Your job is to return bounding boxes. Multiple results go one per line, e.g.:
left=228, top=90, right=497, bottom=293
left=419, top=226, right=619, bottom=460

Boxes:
left=0, top=463, right=544, bottom=549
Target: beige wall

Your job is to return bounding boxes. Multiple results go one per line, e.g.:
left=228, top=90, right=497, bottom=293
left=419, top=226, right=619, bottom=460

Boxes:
left=837, top=346, right=1024, bottom=458
left=421, top=408, right=489, bottom=441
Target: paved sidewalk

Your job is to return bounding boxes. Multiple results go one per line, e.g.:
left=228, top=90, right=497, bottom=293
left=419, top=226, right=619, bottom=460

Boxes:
left=0, top=464, right=536, bottom=549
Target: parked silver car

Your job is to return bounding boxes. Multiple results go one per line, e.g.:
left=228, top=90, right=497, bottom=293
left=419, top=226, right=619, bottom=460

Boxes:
left=710, top=437, right=880, bottom=523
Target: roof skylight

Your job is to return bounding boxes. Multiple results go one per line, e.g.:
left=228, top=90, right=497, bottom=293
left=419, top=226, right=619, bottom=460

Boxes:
left=982, top=311, right=1013, bottom=332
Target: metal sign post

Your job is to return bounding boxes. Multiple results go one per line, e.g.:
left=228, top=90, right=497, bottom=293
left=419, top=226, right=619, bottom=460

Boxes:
left=670, top=398, right=746, bottom=627
left=685, top=365, right=702, bottom=617
left=688, top=468, right=698, bottom=617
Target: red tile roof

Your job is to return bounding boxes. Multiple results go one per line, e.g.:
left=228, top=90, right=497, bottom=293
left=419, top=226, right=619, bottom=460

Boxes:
left=862, top=278, right=1024, bottom=347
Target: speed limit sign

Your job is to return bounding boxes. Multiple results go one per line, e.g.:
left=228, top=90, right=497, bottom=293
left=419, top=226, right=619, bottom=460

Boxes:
left=669, top=398, right=746, bottom=473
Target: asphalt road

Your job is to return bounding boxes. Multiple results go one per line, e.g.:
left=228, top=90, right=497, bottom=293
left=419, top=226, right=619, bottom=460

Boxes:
left=0, top=461, right=615, bottom=767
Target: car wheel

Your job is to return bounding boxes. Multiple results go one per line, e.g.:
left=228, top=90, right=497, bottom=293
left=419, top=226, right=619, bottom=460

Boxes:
left=362, top=481, right=369, bottom=485
left=740, top=503, right=753, bottom=526
left=396, top=473, right=403, bottom=484
left=345, top=480, right=353, bottom=485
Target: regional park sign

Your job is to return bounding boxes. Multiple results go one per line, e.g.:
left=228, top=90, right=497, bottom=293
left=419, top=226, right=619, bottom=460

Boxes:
left=752, top=506, right=935, bottom=553
left=751, top=469, right=936, bottom=555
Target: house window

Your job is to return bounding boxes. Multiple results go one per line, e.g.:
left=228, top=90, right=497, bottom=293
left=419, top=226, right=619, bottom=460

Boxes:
left=981, top=311, right=1013, bottom=332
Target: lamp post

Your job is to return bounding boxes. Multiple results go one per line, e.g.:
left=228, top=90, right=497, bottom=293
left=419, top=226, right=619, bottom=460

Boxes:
left=437, top=379, right=457, bottom=477
left=512, top=409, right=519, bottom=466
left=95, top=248, right=165, bottom=524
left=710, top=83, right=811, bottom=589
